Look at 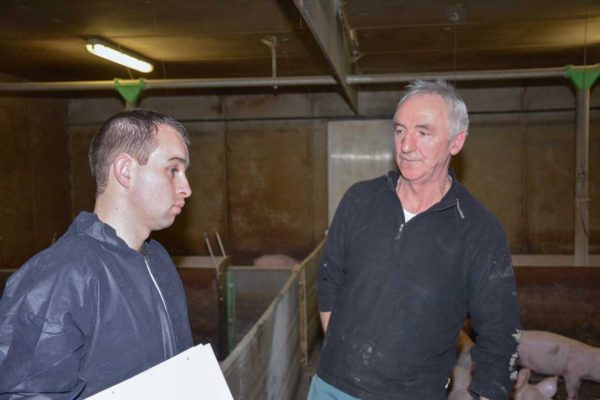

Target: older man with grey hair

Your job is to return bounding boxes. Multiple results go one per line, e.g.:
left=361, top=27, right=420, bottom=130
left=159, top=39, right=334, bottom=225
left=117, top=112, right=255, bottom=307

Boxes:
left=310, top=80, right=521, bottom=400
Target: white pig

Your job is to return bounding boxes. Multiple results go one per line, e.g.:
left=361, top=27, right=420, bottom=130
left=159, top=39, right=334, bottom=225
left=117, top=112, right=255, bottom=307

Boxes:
left=518, top=330, right=600, bottom=400
left=513, top=368, right=557, bottom=400
left=447, top=331, right=474, bottom=400
left=448, top=331, right=560, bottom=400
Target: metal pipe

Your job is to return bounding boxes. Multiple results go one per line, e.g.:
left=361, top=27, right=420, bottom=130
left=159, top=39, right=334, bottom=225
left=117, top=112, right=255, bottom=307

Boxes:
left=204, top=232, right=218, bottom=270
left=1, top=65, right=593, bottom=93
left=0, top=81, right=117, bottom=91
left=215, top=231, right=227, bottom=257
left=574, top=88, right=590, bottom=266
left=347, top=66, right=568, bottom=84
left=0, top=76, right=336, bottom=92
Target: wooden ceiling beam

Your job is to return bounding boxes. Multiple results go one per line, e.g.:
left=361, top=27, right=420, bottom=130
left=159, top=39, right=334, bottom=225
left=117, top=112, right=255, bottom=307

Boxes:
left=293, top=0, right=358, bottom=114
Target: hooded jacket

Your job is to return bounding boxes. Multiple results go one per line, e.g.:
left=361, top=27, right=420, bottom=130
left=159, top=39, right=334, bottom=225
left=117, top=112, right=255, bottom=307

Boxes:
left=0, top=212, right=193, bottom=399
left=317, top=170, right=521, bottom=400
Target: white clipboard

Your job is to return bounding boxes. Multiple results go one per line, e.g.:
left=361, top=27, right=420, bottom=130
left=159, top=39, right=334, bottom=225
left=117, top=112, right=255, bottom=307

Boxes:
left=87, top=343, right=233, bottom=400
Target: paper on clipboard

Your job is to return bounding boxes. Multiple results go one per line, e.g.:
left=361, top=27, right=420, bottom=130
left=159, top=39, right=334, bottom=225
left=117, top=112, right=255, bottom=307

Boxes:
left=86, top=343, right=233, bottom=400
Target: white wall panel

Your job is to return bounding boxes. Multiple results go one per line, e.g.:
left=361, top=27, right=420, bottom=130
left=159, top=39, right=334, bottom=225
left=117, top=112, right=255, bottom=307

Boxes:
left=328, top=120, right=396, bottom=222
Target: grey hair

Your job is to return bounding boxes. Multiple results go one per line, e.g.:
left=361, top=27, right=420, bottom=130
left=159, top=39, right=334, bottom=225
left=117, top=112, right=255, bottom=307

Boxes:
left=394, top=79, right=469, bottom=139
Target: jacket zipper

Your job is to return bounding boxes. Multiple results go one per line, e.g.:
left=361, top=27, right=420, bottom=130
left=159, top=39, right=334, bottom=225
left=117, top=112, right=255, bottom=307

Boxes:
left=395, top=199, right=463, bottom=241
left=395, top=223, right=405, bottom=240
left=144, top=257, right=176, bottom=349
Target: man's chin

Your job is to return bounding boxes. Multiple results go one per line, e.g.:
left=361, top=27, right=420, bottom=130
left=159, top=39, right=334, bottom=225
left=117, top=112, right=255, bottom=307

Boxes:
left=153, top=216, right=177, bottom=232
left=398, top=169, right=421, bottom=181
left=172, top=206, right=183, bottom=216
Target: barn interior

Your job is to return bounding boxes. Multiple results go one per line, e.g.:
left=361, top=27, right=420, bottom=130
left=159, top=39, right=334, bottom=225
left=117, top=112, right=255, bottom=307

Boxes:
left=0, top=1, right=599, bottom=399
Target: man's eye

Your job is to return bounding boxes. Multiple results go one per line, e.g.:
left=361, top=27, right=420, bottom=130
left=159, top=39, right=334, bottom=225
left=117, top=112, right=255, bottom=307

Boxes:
left=170, top=167, right=179, bottom=175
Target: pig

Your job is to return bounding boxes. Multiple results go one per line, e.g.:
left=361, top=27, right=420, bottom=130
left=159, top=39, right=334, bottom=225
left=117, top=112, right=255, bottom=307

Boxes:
left=447, top=330, right=474, bottom=400
left=448, top=330, right=559, bottom=400
left=253, top=254, right=299, bottom=268
left=513, top=368, right=557, bottom=400
left=518, top=330, right=600, bottom=400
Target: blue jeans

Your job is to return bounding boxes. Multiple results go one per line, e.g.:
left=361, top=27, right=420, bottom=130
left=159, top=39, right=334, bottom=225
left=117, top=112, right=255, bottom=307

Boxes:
left=307, top=374, right=361, bottom=400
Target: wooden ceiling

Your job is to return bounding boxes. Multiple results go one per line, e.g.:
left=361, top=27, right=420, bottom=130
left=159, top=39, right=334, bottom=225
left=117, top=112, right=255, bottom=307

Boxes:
left=0, top=0, right=598, bottom=90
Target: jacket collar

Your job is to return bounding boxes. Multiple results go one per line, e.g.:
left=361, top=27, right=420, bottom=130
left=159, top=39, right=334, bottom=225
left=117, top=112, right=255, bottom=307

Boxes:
left=386, top=168, right=465, bottom=217
left=72, top=211, right=146, bottom=253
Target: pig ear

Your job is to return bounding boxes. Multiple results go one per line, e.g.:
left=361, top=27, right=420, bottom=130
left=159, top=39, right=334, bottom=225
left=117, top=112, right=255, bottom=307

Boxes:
left=516, top=368, right=531, bottom=389
left=536, top=376, right=558, bottom=398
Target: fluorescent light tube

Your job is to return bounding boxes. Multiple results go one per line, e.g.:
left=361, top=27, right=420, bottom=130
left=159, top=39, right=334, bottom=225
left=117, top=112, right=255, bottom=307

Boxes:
left=86, top=39, right=154, bottom=73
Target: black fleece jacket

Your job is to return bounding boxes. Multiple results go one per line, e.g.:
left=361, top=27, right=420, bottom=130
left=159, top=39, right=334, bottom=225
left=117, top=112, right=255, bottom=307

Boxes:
left=317, top=170, right=521, bottom=400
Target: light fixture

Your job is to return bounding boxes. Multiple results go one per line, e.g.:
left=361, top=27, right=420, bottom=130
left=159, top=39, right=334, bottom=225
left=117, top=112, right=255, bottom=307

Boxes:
left=85, top=39, right=154, bottom=73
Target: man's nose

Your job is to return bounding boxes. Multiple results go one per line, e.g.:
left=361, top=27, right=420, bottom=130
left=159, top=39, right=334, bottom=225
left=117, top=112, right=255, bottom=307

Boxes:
left=401, top=132, right=416, bottom=153
left=179, top=175, right=192, bottom=198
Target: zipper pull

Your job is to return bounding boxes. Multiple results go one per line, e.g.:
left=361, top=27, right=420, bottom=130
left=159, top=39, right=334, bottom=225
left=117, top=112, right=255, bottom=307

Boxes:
left=395, top=223, right=404, bottom=240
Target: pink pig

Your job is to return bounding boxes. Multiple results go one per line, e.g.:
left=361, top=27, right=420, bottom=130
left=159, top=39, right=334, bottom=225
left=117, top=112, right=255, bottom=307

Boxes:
left=448, top=331, right=555, bottom=400
left=448, top=331, right=560, bottom=400
left=252, top=254, right=299, bottom=268
left=447, top=331, right=474, bottom=400
left=514, top=368, right=557, bottom=400
left=518, top=330, right=600, bottom=400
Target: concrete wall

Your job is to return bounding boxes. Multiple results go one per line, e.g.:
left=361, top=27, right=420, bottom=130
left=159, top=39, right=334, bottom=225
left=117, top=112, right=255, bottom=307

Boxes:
left=68, top=84, right=599, bottom=260
left=0, top=96, right=70, bottom=269
left=1, top=81, right=596, bottom=269
left=459, top=85, right=599, bottom=254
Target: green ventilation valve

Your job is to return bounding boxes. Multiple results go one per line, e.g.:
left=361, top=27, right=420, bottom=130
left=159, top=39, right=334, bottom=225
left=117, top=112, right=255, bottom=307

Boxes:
left=114, top=78, right=145, bottom=108
left=566, top=64, right=600, bottom=91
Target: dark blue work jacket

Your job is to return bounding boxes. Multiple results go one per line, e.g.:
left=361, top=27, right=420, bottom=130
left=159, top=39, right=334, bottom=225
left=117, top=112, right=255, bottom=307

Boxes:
left=0, top=212, right=193, bottom=399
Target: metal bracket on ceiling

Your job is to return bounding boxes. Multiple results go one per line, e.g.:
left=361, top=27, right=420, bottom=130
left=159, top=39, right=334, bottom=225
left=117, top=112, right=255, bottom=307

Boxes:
left=261, top=36, right=279, bottom=90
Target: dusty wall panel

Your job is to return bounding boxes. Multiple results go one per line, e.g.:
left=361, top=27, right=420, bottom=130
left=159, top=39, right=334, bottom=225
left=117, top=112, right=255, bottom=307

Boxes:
left=226, top=120, right=316, bottom=261
left=460, top=115, right=525, bottom=252
left=0, top=98, right=70, bottom=269
left=524, top=113, right=576, bottom=253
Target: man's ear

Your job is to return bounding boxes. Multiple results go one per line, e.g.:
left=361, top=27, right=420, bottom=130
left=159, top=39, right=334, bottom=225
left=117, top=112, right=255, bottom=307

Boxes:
left=450, top=131, right=467, bottom=156
left=113, top=154, right=135, bottom=189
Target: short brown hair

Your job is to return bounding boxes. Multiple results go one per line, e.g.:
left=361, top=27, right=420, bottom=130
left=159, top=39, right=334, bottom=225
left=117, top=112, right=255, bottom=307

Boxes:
left=89, top=109, right=190, bottom=194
